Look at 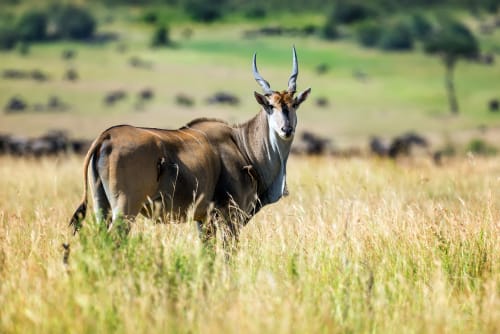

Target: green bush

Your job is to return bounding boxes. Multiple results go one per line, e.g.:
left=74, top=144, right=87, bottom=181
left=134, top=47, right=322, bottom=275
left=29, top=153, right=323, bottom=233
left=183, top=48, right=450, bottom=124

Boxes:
left=0, top=24, right=17, bottom=50
left=51, top=4, right=96, bottom=40
left=17, top=10, right=48, bottom=42
left=185, top=0, right=225, bottom=23
left=356, top=21, right=383, bottom=47
left=409, top=13, right=433, bottom=40
left=322, top=7, right=341, bottom=40
left=466, top=138, right=497, bottom=156
left=244, top=6, right=266, bottom=19
left=331, top=2, right=377, bottom=25
left=322, top=22, right=340, bottom=40
left=142, top=11, right=158, bottom=24
left=379, top=22, right=414, bottom=51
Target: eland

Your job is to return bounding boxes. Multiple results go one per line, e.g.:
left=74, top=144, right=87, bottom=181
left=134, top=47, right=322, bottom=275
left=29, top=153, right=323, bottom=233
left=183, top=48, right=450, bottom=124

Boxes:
left=69, top=47, right=311, bottom=247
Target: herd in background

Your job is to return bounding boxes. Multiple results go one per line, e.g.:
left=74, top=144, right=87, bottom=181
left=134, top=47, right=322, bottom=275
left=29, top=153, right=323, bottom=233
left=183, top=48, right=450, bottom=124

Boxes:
left=0, top=45, right=492, bottom=162
left=0, top=47, right=456, bottom=163
left=0, top=130, right=90, bottom=158
left=3, top=40, right=499, bottom=114
left=2, top=44, right=353, bottom=115
left=0, top=126, right=437, bottom=164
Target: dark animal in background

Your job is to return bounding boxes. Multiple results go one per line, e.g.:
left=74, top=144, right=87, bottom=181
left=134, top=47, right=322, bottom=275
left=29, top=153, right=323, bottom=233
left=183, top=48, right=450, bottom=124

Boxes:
left=388, top=132, right=428, bottom=158
left=31, top=69, right=48, bottom=82
left=315, top=97, right=329, bottom=108
left=2, top=69, right=49, bottom=82
left=315, top=63, right=329, bottom=75
left=259, top=26, right=284, bottom=36
left=138, top=88, right=154, bottom=101
left=129, top=57, right=152, bottom=70
left=0, top=134, right=11, bottom=155
left=28, top=130, right=69, bottom=157
left=70, top=139, right=92, bottom=155
left=477, top=53, right=495, bottom=65
left=47, top=96, right=69, bottom=111
left=69, top=47, right=311, bottom=251
left=6, top=136, right=29, bottom=156
left=292, top=131, right=331, bottom=155
left=65, top=69, right=79, bottom=81
left=300, top=131, right=331, bottom=155
left=370, top=132, right=429, bottom=159
left=433, top=151, right=443, bottom=165
left=4, top=97, right=28, bottom=113
left=0, top=131, right=90, bottom=157
left=104, top=90, right=127, bottom=106
left=29, top=138, right=60, bottom=157
left=135, top=89, right=155, bottom=111
left=244, top=26, right=316, bottom=39
left=206, top=91, right=240, bottom=106
left=369, top=136, right=389, bottom=157
left=175, top=94, right=195, bottom=107
left=61, top=49, right=76, bottom=60
left=2, top=69, right=28, bottom=79
left=489, top=99, right=499, bottom=112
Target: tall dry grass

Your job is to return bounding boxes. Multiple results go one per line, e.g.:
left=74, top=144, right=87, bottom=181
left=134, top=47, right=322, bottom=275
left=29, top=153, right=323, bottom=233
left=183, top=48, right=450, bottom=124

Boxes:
left=0, top=155, right=498, bottom=333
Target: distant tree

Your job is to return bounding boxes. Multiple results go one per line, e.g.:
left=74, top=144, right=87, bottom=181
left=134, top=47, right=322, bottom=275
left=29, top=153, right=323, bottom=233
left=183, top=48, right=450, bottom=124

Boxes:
left=244, top=6, right=267, bottom=19
left=17, top=10, right=48, bottom=42
left=330, top=2, right=377, bottom=25
left=185, top=0, right=225, bottom=23
left=356, top=21, right=383, bottom=47
left=151, top=25, right=171, bottom=47
left=408, top=13, right=433, bottom=40
left=322, top=21, right=340, bottom=40
left=0, top=24, right=17, bottom=50
left=424, top=19, right=479, bottom=114
left=142, top=11, right=158, bottom=24
left=51, top=4, right=96, bottom=40
left=322, top=7, right=341, bottom=40
left=379, top=22, right=414, bottom=51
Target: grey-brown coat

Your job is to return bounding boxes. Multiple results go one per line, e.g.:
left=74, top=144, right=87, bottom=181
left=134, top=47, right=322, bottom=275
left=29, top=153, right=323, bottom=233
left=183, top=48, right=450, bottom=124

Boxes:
left=69, top=47, right=311, bottom=244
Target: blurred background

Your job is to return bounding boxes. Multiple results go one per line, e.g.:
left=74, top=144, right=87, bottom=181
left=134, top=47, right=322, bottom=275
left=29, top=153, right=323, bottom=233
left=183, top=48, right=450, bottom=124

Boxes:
left=0, top=0, right=499, bottom=159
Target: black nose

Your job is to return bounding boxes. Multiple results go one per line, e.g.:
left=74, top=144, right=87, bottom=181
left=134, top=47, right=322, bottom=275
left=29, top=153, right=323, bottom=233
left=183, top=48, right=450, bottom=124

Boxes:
left=281, top=126, right=293, bottom=137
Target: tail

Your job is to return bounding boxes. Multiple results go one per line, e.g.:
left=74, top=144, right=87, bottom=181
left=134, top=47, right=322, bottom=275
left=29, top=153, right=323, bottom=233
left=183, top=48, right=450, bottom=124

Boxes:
left=69, top=135, right=103, bottom=235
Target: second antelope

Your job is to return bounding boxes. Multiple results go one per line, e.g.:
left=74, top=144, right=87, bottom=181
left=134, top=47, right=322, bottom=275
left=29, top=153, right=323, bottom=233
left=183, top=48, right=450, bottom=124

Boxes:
left=69, top=47, right=311, bottom=248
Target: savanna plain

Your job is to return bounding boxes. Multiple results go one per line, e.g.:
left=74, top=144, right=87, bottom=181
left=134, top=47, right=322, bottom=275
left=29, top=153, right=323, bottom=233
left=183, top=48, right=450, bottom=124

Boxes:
left=0, top=156, right=498, bottom=333
left=1, top=3, right=500, bottom=333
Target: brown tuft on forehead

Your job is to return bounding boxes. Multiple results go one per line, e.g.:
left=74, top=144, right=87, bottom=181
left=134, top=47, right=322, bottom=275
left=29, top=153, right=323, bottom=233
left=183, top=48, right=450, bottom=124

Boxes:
left=269, top=91, right=294, bottom=105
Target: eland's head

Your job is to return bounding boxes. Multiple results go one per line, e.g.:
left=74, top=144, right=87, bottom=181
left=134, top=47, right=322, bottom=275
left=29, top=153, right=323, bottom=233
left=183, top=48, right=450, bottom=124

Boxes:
left=253, top=47, right=311, bottom=141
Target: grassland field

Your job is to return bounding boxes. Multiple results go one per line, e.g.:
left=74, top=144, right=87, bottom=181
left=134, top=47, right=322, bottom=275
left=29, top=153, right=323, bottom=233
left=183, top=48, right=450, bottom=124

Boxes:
left=0, top=154, right=499, bottom=333
left=0, top=7, right=499, bottom=333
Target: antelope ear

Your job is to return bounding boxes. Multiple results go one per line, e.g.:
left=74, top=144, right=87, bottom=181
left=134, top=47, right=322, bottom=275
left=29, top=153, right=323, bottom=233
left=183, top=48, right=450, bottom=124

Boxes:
left=294, top=87, right=311, bottom=108
left=254, top=91, right=270, bottom=108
